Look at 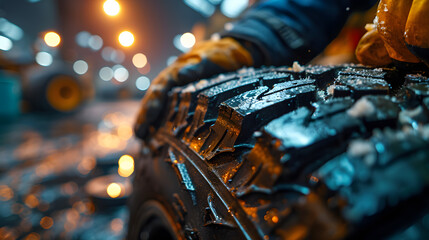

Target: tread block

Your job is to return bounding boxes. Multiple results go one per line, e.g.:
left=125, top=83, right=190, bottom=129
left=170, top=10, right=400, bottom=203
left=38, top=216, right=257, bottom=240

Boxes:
left=335, top=75, right=390, bottom=99
left=337, top=67, right=397, bottom=80
left=169, top=69, right=282, bottom=133
left=305, top=65, right=340, bottom=88
left=407, top=84, right=429, bottom=99
left=311, top=98, right=354, bottom=120
left=199, top=82, right=316, bottom=160
left=246, top=101, right=362, bottom=180
left=348, top=96, right=400, bottom=130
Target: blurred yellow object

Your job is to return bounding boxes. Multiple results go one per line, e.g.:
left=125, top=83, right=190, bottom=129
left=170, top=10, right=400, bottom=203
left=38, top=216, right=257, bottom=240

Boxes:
left=118, top=155, right=134, bottom=177
left=103, top=0, right=120, bottom=16
left=40, top=216, right=54, bottom=230
left=355, top=24, right=392, bottom=66
left=132, top=53, right=147, bottom=68
left=376, top=0, right=420, bottom=63
left=405, top=0, right=429, bottom=65
left=118, top=31, right=134, bottom=47
left=44, top=31, right=61, bottom=47
left=180, top=32, right=196, bottom=48
left=107, top=183, right=122, bottom=198
left=46, top=75, right=82, bottom=112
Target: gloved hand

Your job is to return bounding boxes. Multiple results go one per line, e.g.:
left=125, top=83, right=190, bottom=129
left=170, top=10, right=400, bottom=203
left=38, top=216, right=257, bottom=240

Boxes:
left=355, top=23, right=392, bottom=66
left=134, top=37, right=254, bottom=139
left=356, top=0, right=429, bottom=66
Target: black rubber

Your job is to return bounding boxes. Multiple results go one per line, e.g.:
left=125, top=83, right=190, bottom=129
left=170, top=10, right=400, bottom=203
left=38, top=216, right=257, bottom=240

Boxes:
left=128, top=65, right=429, bottom=240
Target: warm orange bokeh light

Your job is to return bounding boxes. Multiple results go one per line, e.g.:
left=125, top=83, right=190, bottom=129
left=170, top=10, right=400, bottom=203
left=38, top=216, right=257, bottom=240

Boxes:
left=132, top=53, right=148, bottom=68
left=103, top=0, right=120, bottom=16
left=40, top=216, right=54, bottom=229
left=44, top=31, right=61, bottom=47
left=118, top=154, right=134, bottom=177
left=118, top=31, right=134, bottom=47
left=180, top=32, right=196, bottom=48
left=107, top=183, right=122, bottom=198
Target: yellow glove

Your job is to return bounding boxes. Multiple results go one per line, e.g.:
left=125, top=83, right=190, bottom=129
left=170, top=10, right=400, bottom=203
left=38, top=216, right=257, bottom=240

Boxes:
left=355, top=24, right=392, bottom=66
left=134, top=37, right=253, bottom=139
left=356, top=0, right=429, bottom=66
left=404, top=0, right=429, bottom=65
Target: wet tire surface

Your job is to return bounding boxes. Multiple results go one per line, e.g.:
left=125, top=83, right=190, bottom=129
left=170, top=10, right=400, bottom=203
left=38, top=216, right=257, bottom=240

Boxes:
left=128, top=65, right=429, bottom=240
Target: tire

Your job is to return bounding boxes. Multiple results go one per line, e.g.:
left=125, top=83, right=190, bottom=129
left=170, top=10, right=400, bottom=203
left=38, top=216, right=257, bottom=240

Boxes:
left=128, top=65, right=429, bottom=240
left=23, top=65, right=83, bottom=113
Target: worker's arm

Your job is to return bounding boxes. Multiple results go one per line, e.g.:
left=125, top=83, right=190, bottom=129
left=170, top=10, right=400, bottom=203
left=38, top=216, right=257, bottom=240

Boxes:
left=221, top=0, right=377, bottom=66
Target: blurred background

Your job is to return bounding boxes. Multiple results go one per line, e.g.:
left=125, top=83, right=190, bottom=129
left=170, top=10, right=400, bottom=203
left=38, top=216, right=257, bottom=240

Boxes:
left=0, top=1, right=259, bottom=239
left=0, top=0, right=374, bottom=239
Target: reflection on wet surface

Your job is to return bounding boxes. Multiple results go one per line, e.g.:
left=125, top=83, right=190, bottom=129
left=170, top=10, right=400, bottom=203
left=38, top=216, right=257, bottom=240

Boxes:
left=0, top=100, right=140, bottom=240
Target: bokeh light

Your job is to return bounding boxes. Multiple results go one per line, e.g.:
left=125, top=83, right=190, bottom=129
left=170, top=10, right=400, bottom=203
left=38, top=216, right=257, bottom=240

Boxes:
left=110, top=218, right=124, bottom=233
left=112, top=49, right=125, bottom=63
left=107, top=183, right=121, bottom=198
left=88, top=35, right=103, bottom=51
left=180, top=32, right=196, bottom=48
left=137, top=62, right=151, bottom=75
left=24, top=194, right=39, bottom=208
left=135, top=76, right=150, bottom=91
left=103, top=48, right=125, bottom=63
left=44, top=31, right=61, bottom=47
left=0, top=36, right=12, bottom=51
left=99, top=67, right=114, bottom=81
left=35, top=52, right=53, bottom=67
left=167, top=56, right=177, bottom=66
left=132, top=53, right=147, bottom=68
left=0, top=18, right=24, bottom=41
left=0, top=185, right=14, bottom=201
left=40, top=216, right=54, bottom=229
left=103, top=0, right=120, bottom=16
left=73, top=60, right=88, bottom=75
left=220, top=0, right=249, bottom=18
left=102, top=47, right=114, bottom=61
left=118, top=31, right=134, bottom=47
left=114, top=67, right=129, bottom=82
left=75, top=31, right=91, bottom=47
left=118, top=155, right=134, bottom=177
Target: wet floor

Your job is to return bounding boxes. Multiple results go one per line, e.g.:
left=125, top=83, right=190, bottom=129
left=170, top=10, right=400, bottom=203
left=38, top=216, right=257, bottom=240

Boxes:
left=0, top=100, right=141, bottom=240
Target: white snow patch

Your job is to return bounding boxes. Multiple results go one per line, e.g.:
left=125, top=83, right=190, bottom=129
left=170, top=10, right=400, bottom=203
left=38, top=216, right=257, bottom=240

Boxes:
left=182, top=84, right=196, bottom=93
left=399, top=106, right=423, bottom=125
left=292, top=61, right=304, bottom=72
left=347, top=97, right=375, bottom=118
left=195, top=79, right=209, bottom=89
left=327, top=85, right=336, bottom=95
left=348, top=140, right=373, bottom=158
left=348, top=139, right=376, bottom=166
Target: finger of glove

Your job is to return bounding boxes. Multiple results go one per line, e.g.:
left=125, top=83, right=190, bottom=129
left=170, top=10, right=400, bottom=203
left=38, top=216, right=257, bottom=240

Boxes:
left=376, top=0, right=420, bottom=63
left=176, top=58, right=227, bottom=85
left=405, top=0, right=429, bottom=65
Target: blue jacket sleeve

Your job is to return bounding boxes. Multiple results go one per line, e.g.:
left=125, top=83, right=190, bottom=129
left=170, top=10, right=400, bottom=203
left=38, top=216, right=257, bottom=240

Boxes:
left=221, top=0, right=378, bottom=66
